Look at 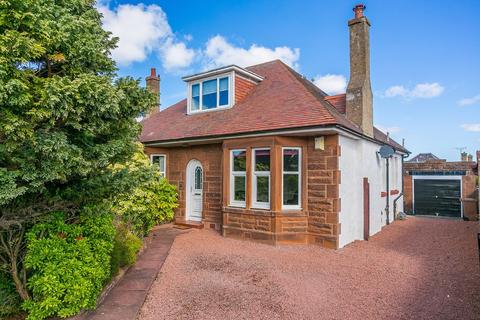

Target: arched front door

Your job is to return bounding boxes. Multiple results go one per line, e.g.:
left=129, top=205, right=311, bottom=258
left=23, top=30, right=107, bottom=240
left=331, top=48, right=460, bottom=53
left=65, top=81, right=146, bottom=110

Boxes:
left=186, top=159, right=203, bottom=222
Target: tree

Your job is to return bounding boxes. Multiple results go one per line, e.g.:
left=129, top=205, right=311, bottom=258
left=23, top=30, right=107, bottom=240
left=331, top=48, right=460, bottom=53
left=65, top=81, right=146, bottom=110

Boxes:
left=0, top=0, right=154, bottom=299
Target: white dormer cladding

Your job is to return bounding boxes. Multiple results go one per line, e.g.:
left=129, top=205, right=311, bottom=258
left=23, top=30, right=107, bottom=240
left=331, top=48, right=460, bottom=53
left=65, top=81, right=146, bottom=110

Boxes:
left=183, top=65, right=263, bottom=115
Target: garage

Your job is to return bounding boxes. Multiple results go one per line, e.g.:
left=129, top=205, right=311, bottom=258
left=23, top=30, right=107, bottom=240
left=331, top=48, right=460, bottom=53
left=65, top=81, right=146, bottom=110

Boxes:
left=413, top=177, right=462, bottom=218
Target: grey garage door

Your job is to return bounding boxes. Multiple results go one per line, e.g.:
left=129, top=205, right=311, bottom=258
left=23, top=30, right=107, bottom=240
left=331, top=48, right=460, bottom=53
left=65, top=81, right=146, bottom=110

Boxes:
left=414, top=179, right=461, bottom=217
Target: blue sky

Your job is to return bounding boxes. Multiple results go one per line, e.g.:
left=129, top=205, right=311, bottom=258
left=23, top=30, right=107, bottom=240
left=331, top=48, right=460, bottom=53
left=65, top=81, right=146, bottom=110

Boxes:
left=99, top=0, right=480, bottom=161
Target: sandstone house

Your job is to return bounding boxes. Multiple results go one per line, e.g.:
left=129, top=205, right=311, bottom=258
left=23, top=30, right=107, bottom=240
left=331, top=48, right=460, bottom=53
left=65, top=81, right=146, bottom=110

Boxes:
left=140, top=5, right=408, bottom=249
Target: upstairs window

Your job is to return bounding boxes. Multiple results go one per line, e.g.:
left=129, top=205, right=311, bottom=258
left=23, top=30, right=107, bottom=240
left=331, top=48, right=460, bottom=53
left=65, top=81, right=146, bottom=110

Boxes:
left=191, top=84, right=200, bottom=111
left=189, top=75, right=231, bottom=113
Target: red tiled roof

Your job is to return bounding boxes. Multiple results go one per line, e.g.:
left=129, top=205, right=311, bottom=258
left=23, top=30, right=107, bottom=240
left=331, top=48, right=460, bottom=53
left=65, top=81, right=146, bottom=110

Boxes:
left=140, top=60, right=408, bottom=153
left=324, top=94, right=346, bottom=114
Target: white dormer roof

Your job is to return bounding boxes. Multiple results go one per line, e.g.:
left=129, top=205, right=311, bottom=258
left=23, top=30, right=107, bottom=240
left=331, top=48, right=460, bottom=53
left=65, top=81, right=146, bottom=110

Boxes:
left=182, top=65, right=264, bottom=83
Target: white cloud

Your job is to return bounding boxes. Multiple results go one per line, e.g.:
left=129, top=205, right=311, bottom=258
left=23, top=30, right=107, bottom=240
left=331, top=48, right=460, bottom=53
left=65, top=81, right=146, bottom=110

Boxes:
left=376, top=125, right=401, bottom=134
left=461, top=124, right=480, bottom=132
left=410, top=83, right=444, bottom=98
left=383, top=83, right=444, bottom=99
left=312, top=74, right=347, bottom=95
left=159, top=40, right=195, bottom=71
left=458, top=94, right=480, bottom=106
left=203, top=35, right=300, bottom=69
left=98, top=3, right=194, bottom=70
left=385, top=85, right=408, bottom=98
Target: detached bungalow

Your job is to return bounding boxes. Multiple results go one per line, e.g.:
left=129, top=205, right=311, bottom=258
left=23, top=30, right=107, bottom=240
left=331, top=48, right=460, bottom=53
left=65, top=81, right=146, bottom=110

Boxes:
left=140, top=5, right=408, bottom=249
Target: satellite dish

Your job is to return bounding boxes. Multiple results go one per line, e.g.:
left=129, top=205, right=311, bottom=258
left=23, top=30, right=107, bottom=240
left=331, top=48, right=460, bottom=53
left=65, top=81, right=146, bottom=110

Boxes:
left=379, top=145, right=394, bottom=158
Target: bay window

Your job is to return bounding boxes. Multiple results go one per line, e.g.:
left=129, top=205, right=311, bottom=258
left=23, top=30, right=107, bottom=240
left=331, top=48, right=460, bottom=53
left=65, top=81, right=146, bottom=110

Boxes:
left=252, top=149, right=270, bottom=209
left=282, top=148, right=301, bottom=209
left=151, top=154, right=166, bottom=178
left=189, top=75, right=231, bottom=113
left=230, top=149, right=246, bottom=207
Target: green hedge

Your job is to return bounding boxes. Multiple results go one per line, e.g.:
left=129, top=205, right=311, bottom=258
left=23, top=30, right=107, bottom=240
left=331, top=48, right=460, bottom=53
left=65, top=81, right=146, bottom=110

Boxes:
left=113, top=176, right=177, bottom=237
left=110, top=224, right=142, bottom=277
left=22, top=209, right=115, bottom=320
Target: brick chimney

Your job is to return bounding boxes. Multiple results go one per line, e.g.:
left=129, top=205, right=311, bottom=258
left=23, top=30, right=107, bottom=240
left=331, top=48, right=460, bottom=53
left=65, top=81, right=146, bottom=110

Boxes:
left=146, top=67, right=160, bottom=115
left=346, top=4, right=374, bottom=137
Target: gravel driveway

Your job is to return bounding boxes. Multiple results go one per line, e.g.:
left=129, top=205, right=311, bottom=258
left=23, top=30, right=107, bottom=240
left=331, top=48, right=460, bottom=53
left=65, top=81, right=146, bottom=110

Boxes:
left=139, top=217, right=479, bottom=320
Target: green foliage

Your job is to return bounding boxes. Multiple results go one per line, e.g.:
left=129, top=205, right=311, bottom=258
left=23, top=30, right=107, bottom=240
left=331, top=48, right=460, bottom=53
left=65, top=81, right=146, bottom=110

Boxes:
left=0, top=0, right=155, bottom=309
left=22, top=209, right=115, bottom=320
left=110, top=224, right=142, bottom=277
left=0, top=272, right=21, bottom=318
left=114, top=176, right=177, bottom=237
left=113, top=150, right=178, bottom=237
left=0, top=0, right=155, bottom=207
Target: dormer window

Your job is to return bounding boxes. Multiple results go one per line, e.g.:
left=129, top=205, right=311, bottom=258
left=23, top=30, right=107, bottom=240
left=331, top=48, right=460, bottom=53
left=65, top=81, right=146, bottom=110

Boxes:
left=183, top=65, right=264, bottom=115
left=188, top=74, right=233, bottom=113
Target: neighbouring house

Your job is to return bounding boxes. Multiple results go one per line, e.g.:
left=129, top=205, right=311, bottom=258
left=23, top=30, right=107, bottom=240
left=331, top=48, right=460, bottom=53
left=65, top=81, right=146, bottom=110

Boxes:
left=407, top=153, right=440, bottom=163
left=404, top=152, right=479, bottom=220
left=140, top=5, right=409, bottom=249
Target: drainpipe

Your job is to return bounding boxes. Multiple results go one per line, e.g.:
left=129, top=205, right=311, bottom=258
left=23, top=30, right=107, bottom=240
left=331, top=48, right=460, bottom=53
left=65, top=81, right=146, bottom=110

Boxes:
left=386, top=157, right=390, bottom=225
left=393, top=151, right=409, bottom=218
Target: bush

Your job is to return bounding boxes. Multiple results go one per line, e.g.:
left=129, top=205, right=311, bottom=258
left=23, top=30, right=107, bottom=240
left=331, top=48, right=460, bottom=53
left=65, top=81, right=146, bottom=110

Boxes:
left=22, top=208, right=115, bottom=320
left=110, top=224, right=142, bottom=277
left=0, top=272, right=21, bottom=318
left=114, top=175, right=177, bottom=237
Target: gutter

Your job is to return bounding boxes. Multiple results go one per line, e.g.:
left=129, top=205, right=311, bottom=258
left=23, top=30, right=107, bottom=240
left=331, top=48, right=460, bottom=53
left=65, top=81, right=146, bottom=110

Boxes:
left=143, top=124, right=410, bottom=155
left=143, top=125, right=351, bottom=147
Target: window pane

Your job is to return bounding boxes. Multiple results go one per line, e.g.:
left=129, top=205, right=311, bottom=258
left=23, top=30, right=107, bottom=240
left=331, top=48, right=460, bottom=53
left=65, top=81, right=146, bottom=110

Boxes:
left=234, top=176, right=246, bottom=201
left=232, top=150, right=246, bottom=171
left=283, top=174, right=299, bottom=205
left=202, top=79, right=217, bottom=110
left=194, top=166, right=202, bottom=190
left=283, top=149, right=299, bottom=172
left=256, top=176, right=269, bottom=203
left=192, top=84, right=200, bottom=111
left=255, top=149, right=270, bottom=171
left=152, top=155, right=165, bottom=172
left=219, top=77, right=229, bottom=106
left=192, top=83, right=200, bottom=96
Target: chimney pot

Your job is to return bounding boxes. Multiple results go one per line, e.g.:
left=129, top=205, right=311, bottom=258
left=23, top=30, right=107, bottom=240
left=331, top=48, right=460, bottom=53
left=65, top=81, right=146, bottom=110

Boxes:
left=146, top=67, right=160, bottom=117
left=353, top=4, right=366, bottom=19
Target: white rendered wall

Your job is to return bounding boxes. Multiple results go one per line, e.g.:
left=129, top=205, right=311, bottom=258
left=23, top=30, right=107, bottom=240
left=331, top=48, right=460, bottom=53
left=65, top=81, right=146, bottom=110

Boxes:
left=338, top=135, right=404, bottom=248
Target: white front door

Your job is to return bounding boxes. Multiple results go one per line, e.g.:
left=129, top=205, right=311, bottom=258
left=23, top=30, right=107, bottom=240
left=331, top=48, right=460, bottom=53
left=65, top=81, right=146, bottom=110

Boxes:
left=186, top=160, right=203, bottom=222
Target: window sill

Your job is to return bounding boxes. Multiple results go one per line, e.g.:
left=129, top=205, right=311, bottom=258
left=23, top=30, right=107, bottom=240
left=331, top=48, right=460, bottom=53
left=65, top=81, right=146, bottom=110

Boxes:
left=282, top=206, right=302, bottom=211
left=187, top=104, right=233, bottom=115
left=228, top=203, right=246, bottom=209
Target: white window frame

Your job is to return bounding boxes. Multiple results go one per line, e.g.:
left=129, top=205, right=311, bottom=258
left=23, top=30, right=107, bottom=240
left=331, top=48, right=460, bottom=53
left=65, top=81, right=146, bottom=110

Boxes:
left=230, top=149, right=246, bottom=208
left=187, top=71, right=235, bottom=114
left=281, top=147, right=302, bottom=210
left=252, top=148, right=271, bottom=209
left=150, top=154, right=167, bottom=178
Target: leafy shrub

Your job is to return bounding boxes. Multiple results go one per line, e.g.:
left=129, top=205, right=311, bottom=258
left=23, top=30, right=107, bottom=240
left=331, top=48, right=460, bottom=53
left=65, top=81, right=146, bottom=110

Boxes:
left=22, top=208, right=115, bottom=320
left=0, top=272, right=21, bottom=318
left=110, top=224, right=143, bottom=277
left=114, top=175, right=177, bottom=237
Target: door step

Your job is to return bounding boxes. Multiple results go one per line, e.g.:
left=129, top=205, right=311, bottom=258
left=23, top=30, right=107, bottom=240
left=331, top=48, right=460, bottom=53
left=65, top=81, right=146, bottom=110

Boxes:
left=174, top=219, right=204, bottom=229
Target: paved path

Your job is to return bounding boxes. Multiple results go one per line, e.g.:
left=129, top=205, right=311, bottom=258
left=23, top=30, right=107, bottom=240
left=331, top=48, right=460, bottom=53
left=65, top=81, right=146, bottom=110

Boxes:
left=83, top=224, right=182, bottom=320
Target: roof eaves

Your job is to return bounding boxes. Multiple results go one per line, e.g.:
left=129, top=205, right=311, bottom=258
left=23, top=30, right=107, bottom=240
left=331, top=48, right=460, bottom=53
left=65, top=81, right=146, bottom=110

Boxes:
left=182, top=65, right=264, bottom=82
